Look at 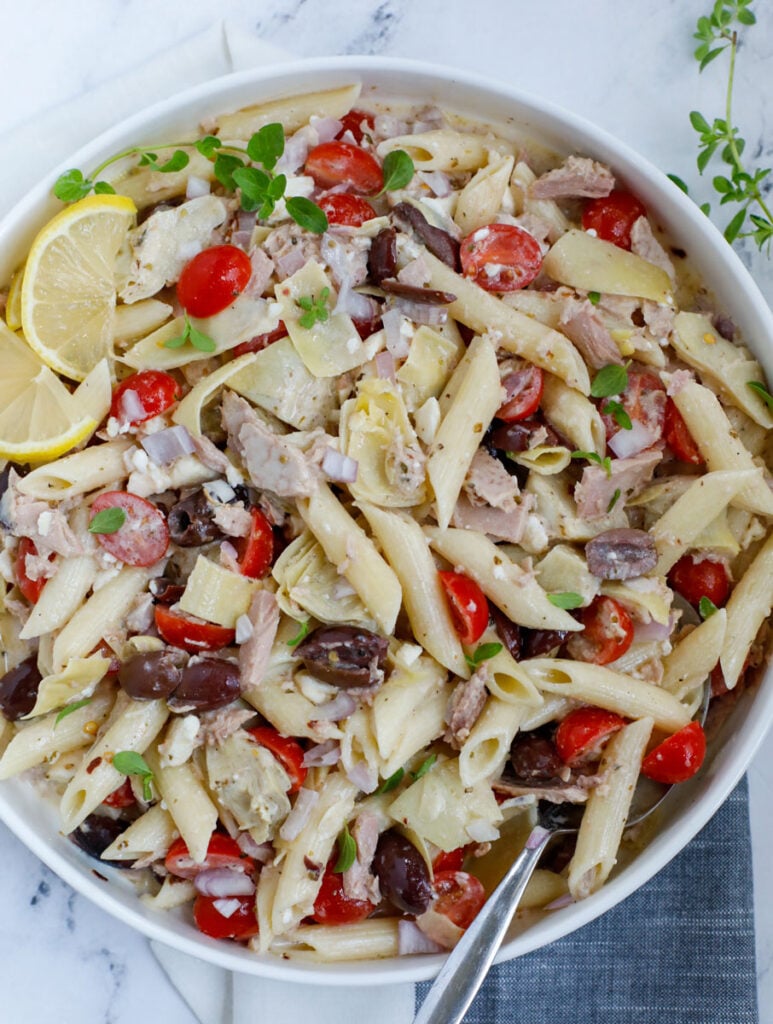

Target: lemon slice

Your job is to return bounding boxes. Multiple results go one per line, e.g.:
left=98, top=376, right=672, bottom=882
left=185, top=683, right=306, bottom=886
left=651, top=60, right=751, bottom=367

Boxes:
left=0, top=321, right=102, bottom=462
left=20, top=194, right=136, bottom=381
left=5, top=265, right=23, bottom=331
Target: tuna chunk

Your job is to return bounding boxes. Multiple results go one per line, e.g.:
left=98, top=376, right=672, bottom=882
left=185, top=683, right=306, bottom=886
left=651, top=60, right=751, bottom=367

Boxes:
left=530, top=156, right=615, bottom=200
left=451, top=495, right=531, bottom=544
left=239, top=589, right=280, bottom=692
left=559, top=298, right=624, bottom=369
left=464, top=449, right=520, bottom=510
left=1, top=471, right=82, bottom=558
left=574, top=450, right=662, bottom=521
left=343, top=812, right=382, bottom=904
left=264, top=222, right=322, bottom=279
left=222, top=392, right=320, bottom=498
left=630, top=217, right=676, bottom=285
left=444, top=666, right=488, bottom=749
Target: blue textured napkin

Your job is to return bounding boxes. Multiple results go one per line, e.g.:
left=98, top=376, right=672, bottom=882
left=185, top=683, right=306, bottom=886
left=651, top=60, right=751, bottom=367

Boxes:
left=416, top=777, right=758, bottom=1024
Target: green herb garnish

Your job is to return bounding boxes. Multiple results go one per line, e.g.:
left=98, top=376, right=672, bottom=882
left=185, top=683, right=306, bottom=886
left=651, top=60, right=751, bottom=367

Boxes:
left=164, top=314, right=217, bottom=353
left=112, top=750, right=154, bottom=801
left=287, top=620, right=311, bottom=648
left=55, top=698, right=93, bottom=725
left=747, top=380, right=773, bottom=410
left=547, top=592, right=584, bottom=610
left=607, top=488, right=622, bottom=513
left=571, top=451, right=612, bottom=477
left=464, top=642, right=503, bottom=669
left=590, top=364, right=628, bottom=399
left=602, top=400, right=633, bottom=431
left=333, top=824, right=357, bottom=873
left=699, top=596, right=719, bottom=619
left=674, top=1, right=772, bottom=248
left=53, top=123, right=328, bottom=234
left=411, top=754, right=437, bottom=781
left=88, top=507, right=127, bottom=534
left=375, top=768, right=405, bottom=794
left=377, top=149, right=415, bottom=194
left=296, top=287, right=331, bottom=329
left=587, top=291, right=601, bottom=305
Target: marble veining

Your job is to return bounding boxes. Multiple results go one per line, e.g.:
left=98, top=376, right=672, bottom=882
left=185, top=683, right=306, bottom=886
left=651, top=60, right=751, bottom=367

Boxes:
left=0, top=0, right=771, bottom=1021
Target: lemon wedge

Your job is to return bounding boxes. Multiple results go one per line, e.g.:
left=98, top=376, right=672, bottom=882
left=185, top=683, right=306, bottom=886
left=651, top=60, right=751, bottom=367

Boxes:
left=0, top=321, right=107, bottom=462
left=5, top=265, right=23, bottom=331
left=20, top=194, right=136, bottom=382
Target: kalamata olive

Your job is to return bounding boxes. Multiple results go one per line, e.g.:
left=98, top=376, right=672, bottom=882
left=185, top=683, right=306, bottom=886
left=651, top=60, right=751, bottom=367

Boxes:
left=490, top=605, right=522, bottom=661
left=585, top=528, right=657, bottom=581
left=488, top=418, right=561, bottom=453
left=368, top=227, right=397, bottom=284
left=71, top=814, right=130, bottom=865
left=118, top=649, right=185, bottom=701
left=168, top=657, right=240, bottom=711
left=380, top=280, right=457, bottom=305
left=149, top=577, right=186, bottom=604
left=372, top=829, right=432, bottom=915
left=167, top=489, right=222, bottom=547
left=522, top=628, right=569, bottom=658
left=0, top=656, right=42, bottom=721
left=392, top=202, right=461, bottom=271
left=296, top=626, right=389, bottom=688
left=510, top=731, right=566, bottom=785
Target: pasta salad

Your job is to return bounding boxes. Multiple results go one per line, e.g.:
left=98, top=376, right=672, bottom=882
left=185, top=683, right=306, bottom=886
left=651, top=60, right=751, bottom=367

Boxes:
left=0, top=82, right=771, bottom=962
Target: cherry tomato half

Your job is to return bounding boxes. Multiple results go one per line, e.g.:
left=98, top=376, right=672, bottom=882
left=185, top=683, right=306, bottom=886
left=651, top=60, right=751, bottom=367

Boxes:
left=664, top=398, right=703, bottom=465
left=247, top=726, right=307, bottom=793
left=432, top=847, right=467, bottom=874
left=177, top=244, right=253, bottom=319
left=154, top=605, right=236, bottom=653
left=460, top=224, right=542, bottom=292
left=232, top=322, right=287, bottom=358
left=554, top=706, right=628, bottom=766
left=582, top=190, right=647, bottom=250
left=641, top=721, right=706, bottom=784
left=305, top=141, right=383, bottom=195
left=102, top=778, right=136, bottom=809
left=110, top=370, right=181, bottom=426
left=438, top=571, right=489, bottom=646
left=193, top=894, right=259, bottom=941
left=318, top=192, right=377, bottom=228
left=165, top=834, right=255, bottom=879
left=432, top=871, right=486, bottom=931
left=312, top=860, right=375, bottom=925
left=496, top=365, right=544, bottom=422
left=337, top=109, right=376, bottom=144
left=90, top=492, right=169, bottom=567
left=668, top=555, right=731, bottom=608
left=601, top=371, right=665, bottom=445
left=566, top=596, right=634, bottom=666
left=15, top=538, right=53, bottom=604
left=235, top=508, right=275, bottom=579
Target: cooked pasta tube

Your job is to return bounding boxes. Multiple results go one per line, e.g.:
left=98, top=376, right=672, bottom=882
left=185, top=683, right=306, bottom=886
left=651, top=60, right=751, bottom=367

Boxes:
left=144, top=747, right=218, bottom=864
left=720, top=532, right=773, bottom=689
left=458, top=697, right=529, bottom=787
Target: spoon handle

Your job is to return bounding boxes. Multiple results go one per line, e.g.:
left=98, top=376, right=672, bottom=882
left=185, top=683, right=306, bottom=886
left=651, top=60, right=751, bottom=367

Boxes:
left=413, top=826, right=554, bottom=1024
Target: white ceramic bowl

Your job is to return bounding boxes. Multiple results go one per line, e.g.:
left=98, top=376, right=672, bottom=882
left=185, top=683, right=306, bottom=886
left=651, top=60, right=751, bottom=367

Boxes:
left=0, top=56, right=771, bottom=986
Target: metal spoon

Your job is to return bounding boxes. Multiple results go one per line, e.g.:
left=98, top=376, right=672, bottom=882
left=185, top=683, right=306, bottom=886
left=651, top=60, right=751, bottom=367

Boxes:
left=413, top=678, right=711, bottom=1024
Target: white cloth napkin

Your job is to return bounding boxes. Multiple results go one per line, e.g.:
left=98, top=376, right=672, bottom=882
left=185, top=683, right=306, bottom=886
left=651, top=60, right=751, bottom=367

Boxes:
left=0, top=21, right=417, bottom=1024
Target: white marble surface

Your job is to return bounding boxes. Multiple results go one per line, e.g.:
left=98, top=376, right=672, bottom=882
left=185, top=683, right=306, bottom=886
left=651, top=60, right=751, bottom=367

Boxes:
left=0, top=1, right=771, bottom=1021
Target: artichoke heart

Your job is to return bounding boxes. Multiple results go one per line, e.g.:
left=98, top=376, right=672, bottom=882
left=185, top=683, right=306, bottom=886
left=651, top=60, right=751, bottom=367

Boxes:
left=206, top=731, right=292, bottom=841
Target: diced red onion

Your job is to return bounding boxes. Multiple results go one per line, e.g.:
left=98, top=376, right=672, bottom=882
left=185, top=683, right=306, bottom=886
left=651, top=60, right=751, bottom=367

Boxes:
left=338, top=130, right=358, bottom=146
left=194, top=868, right=256, bottom=898
left=310, top=116, right=343, bottom=143
left=302, top=739, right=341, bottom=767
left=235, top=614, right=254, bottom=644
left=231, top=230, right=253, bottom=251
left=382, top=307, right=411, bottom=358
left=375, top=350, right=396, bottom=381
left=525, top=825, right=551, bottom=850
left=398, top=920, right=445, bottom=956
left=334, top=277, right=379, bottom=321
left=186, top=175, right=211, bottom=199
left=418, top=170, right=452, bottom=197
left=212, top=897, right=242, bottom=919
left=279, top=787, right=320, bottom=841
left=633, top=617, right=673, bottom=643
left=544, top=892, right=575, bottom=911
left=235, top=832, right=272, bottom=861
left=141, top=425, right=195, bottom=466
left=608, top=419, right=658, bottom=458
left=466, top=820, right=501, bottom=843
left=274, top=247, right=307, bottom=278
left=118, top=388, right=145, bottom=424
left=313, top=692, right=357, bottom=721
left=276, top=127, right=312, bottom=174
left=237, top=210, right=256, bottom=233
left=321, top=448, right=359, bottom=483
left=397, top=256, right=431, bottom=287
left=220, top=540, right=241, bottom=573
left=346, top=761, right=378, bottom=794
left=374, top=114, right=410, bottom=138
left=393, top=297, right=448, bottom=326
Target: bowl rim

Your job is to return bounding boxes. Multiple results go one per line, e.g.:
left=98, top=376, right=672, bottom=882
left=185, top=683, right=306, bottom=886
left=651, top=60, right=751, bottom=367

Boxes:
left=0, top=53, right=771, bottom=986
